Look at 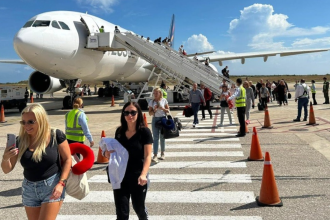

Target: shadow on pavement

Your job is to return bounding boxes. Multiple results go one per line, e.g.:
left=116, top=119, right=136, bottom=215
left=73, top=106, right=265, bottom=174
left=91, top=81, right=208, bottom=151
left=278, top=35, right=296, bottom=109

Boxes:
left=0, top=187, right=22, bottom=197
left=0, top=203, right=23, bottom=209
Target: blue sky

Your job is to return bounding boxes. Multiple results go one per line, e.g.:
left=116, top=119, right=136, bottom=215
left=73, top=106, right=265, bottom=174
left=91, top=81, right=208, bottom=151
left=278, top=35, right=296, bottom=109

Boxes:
left=1, top=0, right=330, bottom=82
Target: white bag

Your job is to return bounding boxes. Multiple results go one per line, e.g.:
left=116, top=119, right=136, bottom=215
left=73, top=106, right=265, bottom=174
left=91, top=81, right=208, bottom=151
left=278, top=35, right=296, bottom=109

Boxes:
left=65, top=155, right=90, bottom=200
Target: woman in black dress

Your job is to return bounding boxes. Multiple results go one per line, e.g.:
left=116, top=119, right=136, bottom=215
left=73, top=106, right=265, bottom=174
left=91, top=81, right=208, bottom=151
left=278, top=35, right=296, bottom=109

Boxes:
left=105, top=102, right=153, bottom=220
left=277, top=80, right=287, bottom=106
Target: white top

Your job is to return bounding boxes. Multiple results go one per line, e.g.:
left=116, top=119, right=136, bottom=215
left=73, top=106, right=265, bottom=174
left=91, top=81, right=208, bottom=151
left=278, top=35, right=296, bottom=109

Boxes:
left=148, top=98, right=168, bottom=117
left=295, top=83, right=310, bottom=99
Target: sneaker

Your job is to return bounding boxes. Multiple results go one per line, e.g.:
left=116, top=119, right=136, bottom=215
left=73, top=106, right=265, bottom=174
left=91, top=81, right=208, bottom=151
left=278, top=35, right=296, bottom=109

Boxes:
left=218, top=124, right=223, bottom=127
left=293, top=118, right=300, bottom=122
left=152, top=155, right=159, bottom=163
left=159, top=153, right=165, bottom=160
left=193, top=124, right=195, bottom=127
left=210, top=115, right=213, bottom=119
left=303, top=118, right=307, bottom=121
left=201, top=118, right=205, bottom=120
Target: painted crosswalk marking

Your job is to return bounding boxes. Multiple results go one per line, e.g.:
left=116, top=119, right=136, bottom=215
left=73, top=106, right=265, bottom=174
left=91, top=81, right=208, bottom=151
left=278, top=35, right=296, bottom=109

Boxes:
left=165, top=144, right=242, bottom=149
left=65, top=191, right=255, bottom=203
left=150, top=161, right=246, bottom=168
left=57, top=215, right=262, bottom=220
left=180, top=128, right=237, bottom=132
left=88, top=174, right=252, bottom=183
left=154, top=151, right=244, bottom=157
left=179, top=133, right=236, bottom=136
left=166, top=138, right=240, bottom=142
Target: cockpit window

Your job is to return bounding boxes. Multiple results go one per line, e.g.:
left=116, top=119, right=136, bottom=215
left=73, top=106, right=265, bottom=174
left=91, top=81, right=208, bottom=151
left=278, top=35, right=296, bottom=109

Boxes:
left=51, top=21, right=61, bottom=29
left=23, top=20, right=35, bottom=28
left=58, top=21, right=70, bottom=30
left=32, top=20, right=50, bottom=27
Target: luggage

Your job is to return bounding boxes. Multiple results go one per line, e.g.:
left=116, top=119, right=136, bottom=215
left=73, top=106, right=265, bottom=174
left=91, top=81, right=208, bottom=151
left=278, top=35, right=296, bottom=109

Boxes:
left=288, top=93, right=291, bottom=99
left=183, top=106, right=193, bottom=117
left=258, top=103, right=264, bottom=111
left=162, top=113, right=180, bottom=139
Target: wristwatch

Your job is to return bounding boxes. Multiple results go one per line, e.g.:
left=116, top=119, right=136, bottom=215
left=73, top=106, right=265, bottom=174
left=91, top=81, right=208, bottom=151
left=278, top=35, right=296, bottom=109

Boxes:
left=60, top=179, right=67, bottom=184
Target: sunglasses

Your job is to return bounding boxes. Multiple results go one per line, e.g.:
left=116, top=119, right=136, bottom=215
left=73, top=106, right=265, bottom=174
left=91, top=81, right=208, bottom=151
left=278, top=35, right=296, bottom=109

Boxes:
left=19, top=120, right=37, bottom=126
left=123, top=111, right=137, bottom=116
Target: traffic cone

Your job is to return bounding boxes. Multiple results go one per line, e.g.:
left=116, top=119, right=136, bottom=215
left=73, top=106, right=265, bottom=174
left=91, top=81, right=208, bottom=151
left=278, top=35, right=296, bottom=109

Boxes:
left=30, top=95, right=34, bottom=103
left=0, top=105, right=6, bottom=123
left=262, top=104, right=273, bottom=129
left=306, top=102, right=319, bottom=126
left=111, top=95, right=115, bottom=107
left=248, top=127, right=264, bottom=161
left=256, top=152, right=283, bottom=207
left=143, top=113, right=148, bottom=127
left=95, top=130, right=109, bottom=164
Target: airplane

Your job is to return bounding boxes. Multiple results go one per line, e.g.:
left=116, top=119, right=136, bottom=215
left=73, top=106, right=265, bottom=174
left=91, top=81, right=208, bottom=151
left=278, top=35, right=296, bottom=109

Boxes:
left=1, top=11, right=330, bottom=109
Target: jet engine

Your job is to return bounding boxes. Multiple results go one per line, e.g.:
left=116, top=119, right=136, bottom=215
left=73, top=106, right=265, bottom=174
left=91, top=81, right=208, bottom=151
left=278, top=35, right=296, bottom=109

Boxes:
left=28, top=71, right=65, bottom=94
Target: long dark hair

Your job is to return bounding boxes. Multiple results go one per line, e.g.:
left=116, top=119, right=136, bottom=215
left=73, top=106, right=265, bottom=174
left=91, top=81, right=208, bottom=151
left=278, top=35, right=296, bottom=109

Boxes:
left=119, top=102, right=145, bottom=134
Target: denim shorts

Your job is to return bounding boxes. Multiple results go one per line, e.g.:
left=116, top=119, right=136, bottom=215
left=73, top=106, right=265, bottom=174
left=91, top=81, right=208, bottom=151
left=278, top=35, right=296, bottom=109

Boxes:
left=22, top=172, right=65, bottom=207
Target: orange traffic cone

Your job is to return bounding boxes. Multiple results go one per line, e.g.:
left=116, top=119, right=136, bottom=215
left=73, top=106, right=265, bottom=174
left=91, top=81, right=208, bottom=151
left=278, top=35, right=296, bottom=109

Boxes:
left=30, top=95, right=34, bottom=103
left=95, top=130, right=109, bottom=164
left=248, top=127, right=264, bottom=161
left=262, top=105, right=273, bottom=129
left=143, top=113, right=148, bottom=127
left=306, top=102, right=319, bottom=126
left=256, top=152, right=283, bottom=207
left=111, top=95, right=115, bottom=107
left=0, top=105, right=6, bottom=123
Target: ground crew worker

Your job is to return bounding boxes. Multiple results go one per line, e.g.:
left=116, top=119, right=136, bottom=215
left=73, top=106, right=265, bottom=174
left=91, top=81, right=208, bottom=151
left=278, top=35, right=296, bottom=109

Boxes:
left=293, top=79, right=310, bottom=122
left=323, top=77, right=329, bottom=104
left=65, top=98, right=94, bottom=150
left=99, top=25, right=104, bottom=33
left=228, top=78, right=246, bottom=137
left=24, top=87, right=29, bottom=103
left=160, top=83, right=167, bottom=99
left=311, top=80, right=317, bottom=105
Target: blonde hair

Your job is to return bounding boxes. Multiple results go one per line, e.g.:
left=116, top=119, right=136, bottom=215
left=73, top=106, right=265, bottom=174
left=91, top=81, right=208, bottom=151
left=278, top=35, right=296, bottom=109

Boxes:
left=243, top=81, right=250, bottom=88
left=73, top=98, right=83, bottom=109
left=153, top=88, right=163, bottom=99
left=18, top=104, right=51, bottom=162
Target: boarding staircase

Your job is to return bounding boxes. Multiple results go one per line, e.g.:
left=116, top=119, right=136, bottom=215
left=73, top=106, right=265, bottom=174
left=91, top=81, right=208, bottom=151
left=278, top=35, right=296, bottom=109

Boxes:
left=114, top=32, right=235, bottom=95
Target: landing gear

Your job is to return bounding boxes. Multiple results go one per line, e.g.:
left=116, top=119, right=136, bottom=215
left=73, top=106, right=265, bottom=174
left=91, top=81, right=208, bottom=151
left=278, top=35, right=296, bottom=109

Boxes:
left=63, top=80, right=78, bottom=109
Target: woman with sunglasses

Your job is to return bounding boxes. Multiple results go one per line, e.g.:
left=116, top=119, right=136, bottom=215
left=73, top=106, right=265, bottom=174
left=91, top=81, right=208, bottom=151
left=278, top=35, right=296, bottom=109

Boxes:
left=148, top=88, right=169, bottom=163
left=1, top=103, right=71, bottom=220
left=104, top=102, right=153, bottom=220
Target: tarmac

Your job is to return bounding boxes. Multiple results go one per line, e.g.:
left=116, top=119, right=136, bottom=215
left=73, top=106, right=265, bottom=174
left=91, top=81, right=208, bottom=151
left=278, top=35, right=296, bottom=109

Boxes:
left=1, top=83, right=330, bottom=220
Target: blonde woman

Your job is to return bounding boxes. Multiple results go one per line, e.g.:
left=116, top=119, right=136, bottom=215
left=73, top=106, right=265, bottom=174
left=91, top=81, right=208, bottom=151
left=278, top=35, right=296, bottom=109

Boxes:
left=148, top=88, right=169, bottom=163
left=244, top=81, right=255, bottom=123
left=1, top=104, right=71, bottom=220
left=65, top=98, right=94, bottom=148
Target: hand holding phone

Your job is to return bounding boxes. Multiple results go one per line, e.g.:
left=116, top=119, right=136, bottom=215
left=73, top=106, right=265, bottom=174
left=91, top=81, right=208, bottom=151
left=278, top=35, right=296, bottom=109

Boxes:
left=7, top=134, right=16, bottom=148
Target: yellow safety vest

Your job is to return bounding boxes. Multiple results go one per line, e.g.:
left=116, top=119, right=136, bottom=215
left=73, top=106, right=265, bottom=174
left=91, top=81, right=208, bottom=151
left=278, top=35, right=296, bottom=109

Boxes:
left=99, top=28, right=104, bottom=33
left=235, top=86, right=246, bottom=107
left=161, top=88, right=167, bottom=99
left=311, top=84, right=316, bottom=94
left=65, top=109, right=87, bottom=142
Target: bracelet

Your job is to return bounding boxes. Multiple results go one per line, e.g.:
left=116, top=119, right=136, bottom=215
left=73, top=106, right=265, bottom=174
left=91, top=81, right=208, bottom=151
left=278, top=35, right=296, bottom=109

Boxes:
left=58, top=181, right=65, bottom=187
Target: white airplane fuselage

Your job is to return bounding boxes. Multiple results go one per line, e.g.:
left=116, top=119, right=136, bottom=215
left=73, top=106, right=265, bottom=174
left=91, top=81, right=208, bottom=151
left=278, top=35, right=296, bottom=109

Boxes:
left=14, top=11, right=151, bottom=83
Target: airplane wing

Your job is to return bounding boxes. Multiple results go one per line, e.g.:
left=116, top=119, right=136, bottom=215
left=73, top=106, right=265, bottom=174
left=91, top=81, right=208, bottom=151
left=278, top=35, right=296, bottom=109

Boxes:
left=204, top=48, right=330, bottom=65
left=0, top=59, right=26, bottom=64
left=186, top=51, right=216, bottom=57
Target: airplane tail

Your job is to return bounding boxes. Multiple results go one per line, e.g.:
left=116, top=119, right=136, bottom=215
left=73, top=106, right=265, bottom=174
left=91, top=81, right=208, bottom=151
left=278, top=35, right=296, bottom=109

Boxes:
left=168, top=14, right=175, bottom=49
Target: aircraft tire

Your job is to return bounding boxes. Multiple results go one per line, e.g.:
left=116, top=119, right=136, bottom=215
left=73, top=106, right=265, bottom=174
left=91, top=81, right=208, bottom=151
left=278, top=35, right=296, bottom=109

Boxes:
left=63, top=96, right=73, bottom=109
left=98, top=88, right=104, bottom=97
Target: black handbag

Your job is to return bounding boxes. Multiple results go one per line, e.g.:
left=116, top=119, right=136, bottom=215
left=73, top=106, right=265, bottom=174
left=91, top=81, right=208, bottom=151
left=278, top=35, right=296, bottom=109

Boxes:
left=288, top=93, right=292, bottom=99
left=183, top=106, right=193, bottom=117
left=161, top=112, right=180, bottom=139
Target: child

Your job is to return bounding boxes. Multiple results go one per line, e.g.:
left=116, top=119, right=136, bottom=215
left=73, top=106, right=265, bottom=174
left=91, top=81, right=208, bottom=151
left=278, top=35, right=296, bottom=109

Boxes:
left=218, top=85, right=233, bottom=127
left=260, top=83, right=270, bottom=108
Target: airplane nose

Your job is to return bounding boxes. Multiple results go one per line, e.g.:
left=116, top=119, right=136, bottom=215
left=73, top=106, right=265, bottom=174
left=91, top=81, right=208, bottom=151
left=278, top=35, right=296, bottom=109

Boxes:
left=13, top=29, right=44, bottom=60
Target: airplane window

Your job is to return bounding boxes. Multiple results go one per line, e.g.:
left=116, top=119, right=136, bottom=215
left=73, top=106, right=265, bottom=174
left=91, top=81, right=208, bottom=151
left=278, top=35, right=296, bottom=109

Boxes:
left=23, top=20, right=35, bottom=28
left=58, top=21, right=70, bottom=30
left=52, top=21, right=61, bottom=29
left=32, top=20, right=50, bottom=27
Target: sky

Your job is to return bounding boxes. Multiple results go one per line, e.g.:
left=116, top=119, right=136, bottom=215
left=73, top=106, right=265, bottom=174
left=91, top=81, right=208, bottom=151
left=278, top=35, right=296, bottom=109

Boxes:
left=1, top=0, right=330, bottom=82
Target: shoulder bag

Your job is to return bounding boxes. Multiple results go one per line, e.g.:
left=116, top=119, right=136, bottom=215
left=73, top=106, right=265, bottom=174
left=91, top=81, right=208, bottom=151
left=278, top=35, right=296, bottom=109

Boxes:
left=161, top=111, right=180, bottom=139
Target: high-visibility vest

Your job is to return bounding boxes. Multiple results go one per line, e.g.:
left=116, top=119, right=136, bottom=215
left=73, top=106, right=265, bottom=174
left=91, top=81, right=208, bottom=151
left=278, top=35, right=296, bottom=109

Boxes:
left=235, top=86, right=246, bottom=107
left=65, top=109, right=87, bottom=142
left=311, top=84, right=316, bottom=94
left=99, top=28, right=104, bottom=33
left=161, top=88, right=167, bottom=99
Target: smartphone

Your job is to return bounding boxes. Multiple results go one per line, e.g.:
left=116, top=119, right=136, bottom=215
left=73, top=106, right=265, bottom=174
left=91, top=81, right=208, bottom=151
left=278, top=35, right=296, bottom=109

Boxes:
left=7, top=134, right=16, bottom=148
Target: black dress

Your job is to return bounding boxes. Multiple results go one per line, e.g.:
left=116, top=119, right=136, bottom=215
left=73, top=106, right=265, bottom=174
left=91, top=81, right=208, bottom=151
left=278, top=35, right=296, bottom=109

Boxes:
left=277, top=85, right=286, bottom=104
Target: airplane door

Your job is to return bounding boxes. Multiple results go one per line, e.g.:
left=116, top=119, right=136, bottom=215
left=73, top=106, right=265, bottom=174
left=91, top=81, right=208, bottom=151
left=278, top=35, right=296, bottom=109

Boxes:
left=80, top=15, right=100, bottom=35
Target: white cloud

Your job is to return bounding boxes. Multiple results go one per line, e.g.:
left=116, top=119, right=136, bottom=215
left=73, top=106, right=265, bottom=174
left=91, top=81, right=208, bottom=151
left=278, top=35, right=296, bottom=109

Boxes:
left=75, top=0, right=117, bottom=13
left=292, top=37, right=330, bottom=48
left=24, top=66, right=32, bottom=70
left=184, top=34, right=214, bottom=53
left=228, top=4, right=330, bottom=51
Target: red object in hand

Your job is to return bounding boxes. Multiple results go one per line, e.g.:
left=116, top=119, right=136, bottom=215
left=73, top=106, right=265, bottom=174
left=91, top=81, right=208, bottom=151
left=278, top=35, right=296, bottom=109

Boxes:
left=69, top=143, right=95, bottom=175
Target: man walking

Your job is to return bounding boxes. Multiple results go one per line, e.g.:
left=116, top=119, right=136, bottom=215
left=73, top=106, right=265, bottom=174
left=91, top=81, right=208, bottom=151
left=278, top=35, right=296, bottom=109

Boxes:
left=189, top=83, right=206, bottom=127
left=228, top=78, right=246, bottom=137
left=200, top=84, right=213, bottom=119
left=293, top=79, right=310, bottom=122
left=323, top=77, right=329, bottom=104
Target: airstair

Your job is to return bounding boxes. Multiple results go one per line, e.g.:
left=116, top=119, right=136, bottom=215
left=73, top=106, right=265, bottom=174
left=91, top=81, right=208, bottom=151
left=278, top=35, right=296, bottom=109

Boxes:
left=114, top=32, right=235, bottom=95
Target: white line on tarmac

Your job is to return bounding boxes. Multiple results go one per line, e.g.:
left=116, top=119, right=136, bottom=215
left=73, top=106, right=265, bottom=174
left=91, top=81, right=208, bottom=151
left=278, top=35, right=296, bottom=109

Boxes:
left=57, top=215, right=262, bottom=220
left=64, top=191, right=255, bottom=203
left=179, top=133, right=236, bottom=136
left=166, top=138, right=240, bottom=142
left=165, top=144, right=242, bottom=149
left=150, top=161, right=246, bottom=168
left=88, top=174, right=251, bottom=183
left=180, top=129, right=238, bottom=132
left=160, top=151, right=244, bottom=157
